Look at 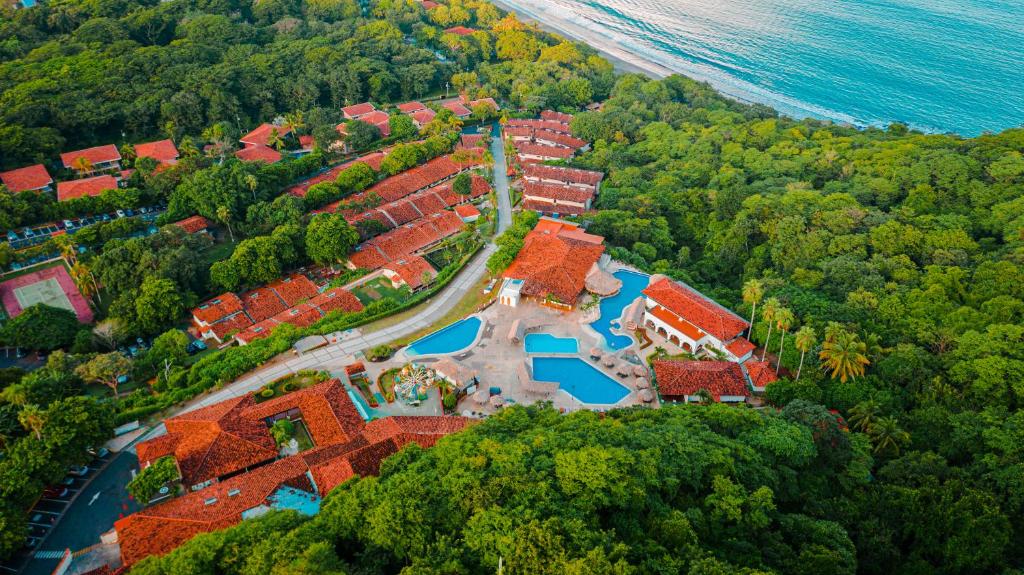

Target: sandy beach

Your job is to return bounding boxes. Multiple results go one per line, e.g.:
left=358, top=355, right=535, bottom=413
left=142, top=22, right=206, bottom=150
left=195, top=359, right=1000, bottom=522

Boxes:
left=489, top=0, right=675, bottom=80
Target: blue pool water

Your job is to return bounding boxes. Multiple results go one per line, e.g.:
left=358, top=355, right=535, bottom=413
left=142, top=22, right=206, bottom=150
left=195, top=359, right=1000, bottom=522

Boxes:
left=347, top=388, right=376, bottom=421
left=268, top=486, right=320, bottom=515
left=525, top=333, right=579, bottom=354
left=533, top=357, right=630, bottom=404
left=590, top=270, right=649, bottom=350
left=407, top=316, right=483, bottom=356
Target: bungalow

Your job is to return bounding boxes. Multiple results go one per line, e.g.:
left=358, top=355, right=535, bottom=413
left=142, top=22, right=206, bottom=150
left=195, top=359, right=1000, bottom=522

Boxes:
left=463, top=97, right=500, bottom=113
left=454, top=203, right=480, bottom=222
left=397, top=101, right=428, bottom=114
left=134, top=139, right=179, bottom=166
left=409, top=108, right=437, bottom=129
left=56, top=174, right=118, bottom=202
left=540, top=110, right=574, bottom=124
left=173, top=215, right=212, bottom=235
left=234, top=145, right=281, bottom=164
left=61, top=144, right=121, bottom=175
left=342, top=102, right=378, bottom=120
left=641, top=277, right=754, bottom=361
left=335, top=111, right=392, bottom=153
left=0, top=164, right=53, bottom=193
left=521, top=181, right=595, bottom=215
left=523, top=164, right=603, bottom=190
left=381, top=256, right=437, bottom=291
left=441, top=100, right=473, bottom=119
left=444, top=26, right=475, bottom=36
left=239, top=123, right=293, bottom=149
left=500, top=219, right=605, bottom=310
left=192, top=293, right=252, bottom=343
left=744, top=360, right=779, bottom=393
left=515, top=142, right=575, bottom=163
left=653, top=360, right=748, bottom=404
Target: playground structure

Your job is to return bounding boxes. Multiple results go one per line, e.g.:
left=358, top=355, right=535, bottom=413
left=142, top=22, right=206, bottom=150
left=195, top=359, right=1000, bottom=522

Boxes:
left=393, top=363, right=439, bottom=404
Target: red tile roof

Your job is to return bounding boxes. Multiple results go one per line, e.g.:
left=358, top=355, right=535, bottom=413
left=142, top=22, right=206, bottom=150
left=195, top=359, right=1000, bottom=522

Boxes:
left=459, top=133, right=485, bottom=149
left=309, top=287, right=364, bottom=315
left=421, top=0, right=438, bottom=8
left=193, top=293, right=245, bottom=325
left=522, top=181, right=594, bottom=204
left=454, top=204, right=480, bottom=219
left=173, top=215, right=211, bottom=234
left=397, top=101, right=427, bottom=113
left=642, top=278, right=749, bottom=342
left=522, top=199, right=586, bottom=216
left=242, top=379, right=364, bottom=445
left=342, top=102, right=377, bottom=119
left=410, top=108, right=437, bottom=126
left=384, top=256, right=436, bottom=290
left=298, top=134, right=314, bottom=149
left=445, top=26, right=475, bottom=36
left=503, top=221, right=605, bottom=304
left=235, top=317, right=280, bottom=343
left=134, top=139, right=179, bottom=164
left=744, top=360, right=778, bottom=390
left=648, top=304, right=705, bottom=341
left=467, top=97, right=499, bottom=111
left=0, top=164, right=52, bottom=192
left=442, top=100, right=472, bottom=117
left=532, top=129, right=588, bottom=150
left=654, top=360, right=748, bottom=401
left=726, top=337, right=756, bottom=358
left=540, top=110, right=574, bottom=124
left=60, top=144, right=120, bottom=168
left=267, top=274, right=319, bottom=307
left=56, top=175, right=118, bottom=201
left=240, top=124, right=293, bottom=147
left=523, top=164, right=603, bottom=187
left=208, top=312, right=254, bottom=342
left=505, top=118, right=572, bottom=134
left=234, top=145, right=282, bottom=164
left=515, top=142, right=575, bottom=160
left=241, top=286, right=288, bottom=322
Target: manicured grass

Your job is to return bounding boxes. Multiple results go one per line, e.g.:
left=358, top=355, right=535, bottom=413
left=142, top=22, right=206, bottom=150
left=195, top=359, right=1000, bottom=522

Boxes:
left=351, top=277, right=411, bottom=305
left=255, top=369, right=329, bottom=403
left=376, top=273, right=496, bottom=349
left=292, top=420, right=315, bottom=451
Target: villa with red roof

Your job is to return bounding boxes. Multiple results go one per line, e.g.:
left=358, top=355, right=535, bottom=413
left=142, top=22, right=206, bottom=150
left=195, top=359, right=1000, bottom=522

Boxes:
left=381, top=256, right=437, bottom=291
left=641, top=277, right=754, bottom=362
left=515, top=142, right=575, bottom=163
left=445, top=26, right=475, bottom=36
left=173, top=215, right=212, bottom=235
left=56, top=174, right=118, bottom=202
left=134, top=139, right=179, bottom=166
left=239, top=123, right=293, bottom=148
left=744, top=360, right=779, bottom=392
left=234, top=145, right=281, bottom=164
left=653, top=360, right=749, bottom=404
left=342, top=102, right=378, bottom=120
left=521, top=180, right=595, bottom=216
left=117, top=378, right=470, bottom=566
left=61, top=144, right=121, bottom=175
left=465, top=97, right=499, bottom=112
left=499, top=219, right=605, bottom=310
left=442, top=100, right=472, bottom=119
left=454, top=203, right=480, bottom=222
left=0, top=164, right=52, bottom=193
left=523, top=164, right=603, bottom=189
left=409, top=108, right=437, bottom=129
left=397, top=101, right=427, bottom=114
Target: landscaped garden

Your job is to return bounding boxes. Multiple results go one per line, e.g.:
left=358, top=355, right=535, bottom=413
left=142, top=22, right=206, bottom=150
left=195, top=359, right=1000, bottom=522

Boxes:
left=255, top=369, right=330, bottom=403
left=351, top=277, right=411, bottom=305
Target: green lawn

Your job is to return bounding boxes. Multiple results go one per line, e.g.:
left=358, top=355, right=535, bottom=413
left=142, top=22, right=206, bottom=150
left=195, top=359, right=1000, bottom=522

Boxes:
left=255, top=369, right=329, bottom=403
left=351, top=277, right=411, bottom=305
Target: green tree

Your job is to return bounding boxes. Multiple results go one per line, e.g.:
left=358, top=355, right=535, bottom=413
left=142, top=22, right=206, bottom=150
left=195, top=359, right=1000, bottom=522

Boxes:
left=742, top=278, right=763, bottom=341
left=17, top=404, right=45, bottom=441
left=306, top=213, right=359, bottom=265
left=0, top=305, right=80, bottom=351
left=127, top=456, right=180, bottom=503
left=75, top=353, right=133, bottom=398
left=759, top=297, right=780, bottom=361
left=868, top=416, right=910, bottom=457
left=134, top=277, right=187, bottom=335
left=819, top=326, right=870, bottom=383
left=793, top=326, right=816, bottom=380
left=773, top=307, right=794, bottom=374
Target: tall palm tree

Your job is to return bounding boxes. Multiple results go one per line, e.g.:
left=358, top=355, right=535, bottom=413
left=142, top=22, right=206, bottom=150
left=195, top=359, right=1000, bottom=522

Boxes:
left=742, top=279, right=764, bottom=341
left=774, top=307, right=794, bottom=374
left=71, top=156, right=93, bottom=175
left=268, top=128, right=284, bottom=151
left=793, top=326, right=816, bottom=380
left=847, top=400, right=881, bottom=433
left=760, top=297, right=780, bottom=361
left=245, top=174, right=259, bottom=202
left=216, top=205, right=235, bottom=242
left=818, top=329, right=870, bottom=382
left=868, top=416, right=910, bottom=457
left=284, top=111, right=305, bottom=134
left=18, top=404, right=46, bottom=441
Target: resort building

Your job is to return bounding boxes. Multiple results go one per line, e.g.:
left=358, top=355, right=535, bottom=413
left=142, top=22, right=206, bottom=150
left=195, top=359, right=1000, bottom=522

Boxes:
left=240, top=123, right=293, bottom=148
left=540, top=110, right=574, bottom=124
left=61, top=144, right=122, bottom=175
left=381, top=256, right=437, bottom=291
left=454, top=203, right=481, bottom=222
left=653, top=359, right=748, bottom=403
left=641, top=277, right=754, bottom=361
left=341, top=102, right=378, bottom=120
left=172, top=215, right=212, bottom=235
left=56, top=174, right=118, bottom=201
left=743, top=360, right=779, bottom=392
left=521, top=180, right=595, bottom=216
left=463, top=96, right=499, bottom=113
left=522, top=164, right=603, bottom=190
left=409, top=108, right=437, bottom=129
left=444, top=25, right=475, bottom=36
left=500, top=219, right=605, bottom=310
left=515, top=142, right=576, bottom=163
left=0, top=164, right=53, bottom=193
left=286, top=151, right=387, bottom=198
left=234, top=144, right=281, bottom=164
left=442, top=100, right=473, bottom=119
left=133, top=139, right=179, bottom=166
left=119, top=378, right=470, bottom=566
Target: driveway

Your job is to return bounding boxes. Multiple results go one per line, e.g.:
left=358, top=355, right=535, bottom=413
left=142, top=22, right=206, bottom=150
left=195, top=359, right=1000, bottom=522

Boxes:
left=489, top=124, right=513, bottom=232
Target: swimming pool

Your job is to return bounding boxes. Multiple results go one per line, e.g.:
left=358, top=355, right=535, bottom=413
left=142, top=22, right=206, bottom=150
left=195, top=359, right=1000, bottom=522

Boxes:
left=532, top=357, right=630, bottom=404
left=590, top=270, right=650, bottom=350
left=406, top=316, right=483, bottom=357
left=524, top=333, right=579, bottom=354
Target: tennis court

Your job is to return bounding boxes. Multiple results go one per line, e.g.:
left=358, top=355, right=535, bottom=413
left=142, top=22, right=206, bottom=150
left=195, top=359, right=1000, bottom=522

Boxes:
left=14, top=277, right=75, bottom=313
left=0, top=264, right=93, bottom=323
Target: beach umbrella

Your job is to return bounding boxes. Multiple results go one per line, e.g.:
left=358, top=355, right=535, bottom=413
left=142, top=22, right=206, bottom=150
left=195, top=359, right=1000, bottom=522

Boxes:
left=489, top=395, right=505, bottom=408
left=590, top=347, right=603, bottom=359
left=632, top=364, right=647, bottom=377
left=615, top=363, right=630, bottom=377
left=635, top=378, right=649, bottom=390
left=602, top=355, right=615, bottom=367
left=472, top=389, right=489, bottom=404
left=639, top=389, right=654, bottom=403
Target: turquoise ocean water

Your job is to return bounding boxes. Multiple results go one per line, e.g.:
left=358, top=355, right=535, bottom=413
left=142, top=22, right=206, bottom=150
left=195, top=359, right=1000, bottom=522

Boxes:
left=511, top=0, right=1024, bottom=135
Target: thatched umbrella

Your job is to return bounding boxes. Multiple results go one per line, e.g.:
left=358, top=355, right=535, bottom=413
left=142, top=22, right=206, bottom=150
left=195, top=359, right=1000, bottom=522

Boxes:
left=472, top=389, right=490, bottom=404
left=639, top=389, right=654, bottom=403
left=585, top=267, right=622, bottom=296
left=602, top=355, right=615, bottom=367
left=635, top=378, right=650, bottom=390
left=616, top=362, right=630, bottom=377
left=589, top=347, right=603, bottom=359
left=632, top=364, right=647, bottom=377
left=489, top=395, right=505, bottom=408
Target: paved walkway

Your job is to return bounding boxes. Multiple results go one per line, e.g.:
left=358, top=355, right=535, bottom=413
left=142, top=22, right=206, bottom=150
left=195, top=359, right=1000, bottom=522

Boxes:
left=182, top=135, right=512, bottom=413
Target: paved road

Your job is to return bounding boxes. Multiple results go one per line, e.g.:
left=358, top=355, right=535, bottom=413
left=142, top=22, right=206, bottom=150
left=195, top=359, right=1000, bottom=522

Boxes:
left=182, top=133, right=512, bottom=413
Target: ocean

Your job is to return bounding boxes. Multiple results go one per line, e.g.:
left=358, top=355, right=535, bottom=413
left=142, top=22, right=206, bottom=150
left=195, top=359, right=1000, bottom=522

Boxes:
left=506, top=0, right=1024, bottom=136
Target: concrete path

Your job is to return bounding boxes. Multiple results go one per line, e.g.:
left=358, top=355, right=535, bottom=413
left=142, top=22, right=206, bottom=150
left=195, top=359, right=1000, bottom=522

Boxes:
left=183, top=135, right=513, bottom=413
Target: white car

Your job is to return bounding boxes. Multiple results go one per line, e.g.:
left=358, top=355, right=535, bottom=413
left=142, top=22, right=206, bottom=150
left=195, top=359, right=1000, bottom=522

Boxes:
left=115, top=210, right=126, bottom=218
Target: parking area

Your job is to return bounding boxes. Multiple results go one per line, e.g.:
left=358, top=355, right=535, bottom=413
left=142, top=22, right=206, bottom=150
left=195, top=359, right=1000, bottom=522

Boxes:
left=5, top=205, right=166, bottom=251
left=0, top=450, right=128, bottom=575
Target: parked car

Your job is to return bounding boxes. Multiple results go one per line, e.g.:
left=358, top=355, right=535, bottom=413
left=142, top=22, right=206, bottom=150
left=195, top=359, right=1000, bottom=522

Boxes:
left=186, top=340, right=208, bottom=355
left=6, top=230, right=17, bottom=241
left=101, top=214, right=111, bottom=221
left=87, top=446, right=110, bottom=458
left=115, top=210, right=126, bottom=218
left=42, top=486, right=69, bottom=499
left=64, top=220, right=76, bottom=230
left=68, top=465, right=89, bottom=476
left=22, top=227, right=34, bottom=237
left=125, top=209, right=135, bottom=217
left=483, top=279, right=498, bottom=294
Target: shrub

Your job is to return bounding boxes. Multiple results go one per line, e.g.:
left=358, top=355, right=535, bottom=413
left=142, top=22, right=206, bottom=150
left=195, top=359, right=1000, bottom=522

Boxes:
left=270, top=419, right=295, bottom=446
left=260, top=388, right=275, bottom=398
left=127, top=456, right=179, bottom=503
left=368, top=344, right=393, bottom=362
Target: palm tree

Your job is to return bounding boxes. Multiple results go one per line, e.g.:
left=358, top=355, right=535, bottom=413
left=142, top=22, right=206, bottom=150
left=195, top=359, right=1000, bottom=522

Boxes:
left=868, top=416, right=910, bottom=457
left=847, top=400, right=881, bottom=433
left=774, top=307, right=794, bottom=374
left=245, top=174, right=259, bottom=202
left=216, top=206, right=235, bottom=242
left=268, top=128, right=284, bottom=151
left=284, top=111, right=305, bottom=134
left=818, top=328, right=870, bottom=383
left=742, top=279, right=764, bottom=341
left=18, top=404, right=46, bottom=441
left=71, top=156, right=93, bottom=175
left=119, top=143, right=137, bottom=164
left=71, top=262, right=100, bottom=305
left=760, top=297, right=780, bottom=361
left=793, top=326, right=816, bottom=380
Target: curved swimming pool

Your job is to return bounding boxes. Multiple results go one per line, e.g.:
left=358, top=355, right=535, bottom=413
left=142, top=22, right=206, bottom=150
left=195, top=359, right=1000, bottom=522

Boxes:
left=590, top=270, right=650, bottom=350
left=524, top=333, right=579, bottom=354
left=406, top=316, right=483, bottom=357
left=532, top=357, right=630, bottom=404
